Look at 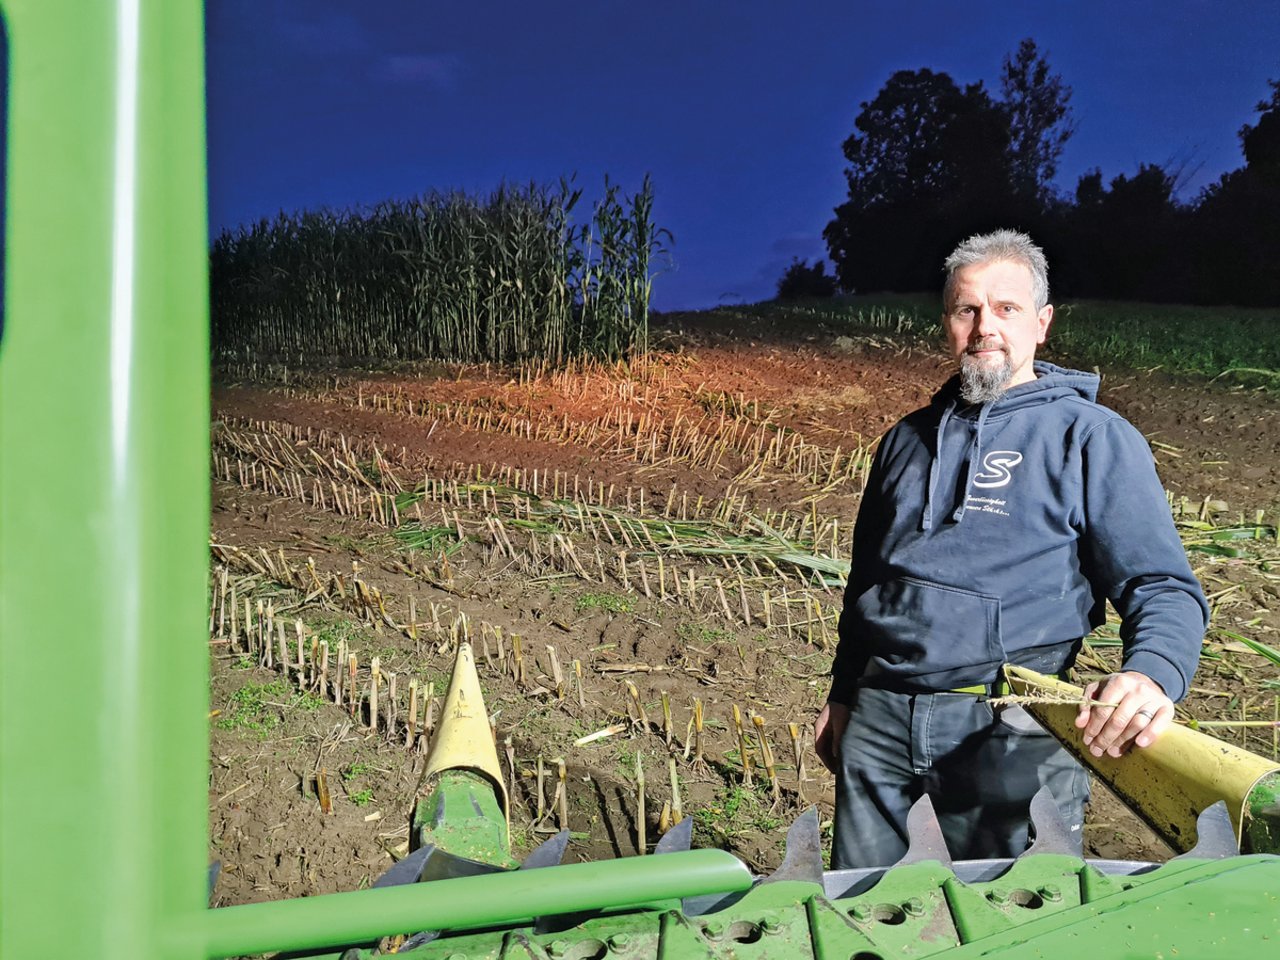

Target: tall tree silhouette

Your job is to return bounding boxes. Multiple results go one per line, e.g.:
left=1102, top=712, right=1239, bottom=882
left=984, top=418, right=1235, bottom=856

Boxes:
left=1060, top=165, right=1185, bottom=301
left=1001, top=38, right=1076, bottom=204
left=823, top=53, right=1278, bottom=306
left=825, top=43, right=1074, bottom=294
left=823, top=69, right=1017, bottom=292
left=1240, top=79, right=1280, bottom=173
left=1191, top=79, right=1280, bottom=306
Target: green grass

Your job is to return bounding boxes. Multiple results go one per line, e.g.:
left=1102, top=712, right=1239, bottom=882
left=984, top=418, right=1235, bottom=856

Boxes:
left=574, top=592, right=635, bottom=614
left=614, top=748, right=639, bottom=783
left=292, top=690, right=327, bottom=711
left=692, top=783, right=785, bottom=840
left=349, top=789, right=375, bottom=807
left=216, top=679, right=291, bottom=737
left=1046, top=300, right=1280, bottom=382
left=676, top=622, right=734, bottom=644
left=215, top=678, right=327, bottom=735
left=416, top=670, right=450, bottom=695
left=732, top=294, right=1280, bottom=384
left=311, top=617, right=367, bottom=649
left=343, top=762, right=371, bottom=782
left=734, top=294, right=938, bottom=342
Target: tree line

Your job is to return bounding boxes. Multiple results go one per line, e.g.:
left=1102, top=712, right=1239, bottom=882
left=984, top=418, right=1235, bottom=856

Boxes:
left=782, top=41, right=1280, bottom=307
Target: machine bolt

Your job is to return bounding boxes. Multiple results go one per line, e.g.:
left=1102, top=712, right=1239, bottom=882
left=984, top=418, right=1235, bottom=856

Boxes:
left=849, top=904, right=872, bottom=923
left=903, top=898, right=926, bottom=917
left=547, top=940, right=569, bottom=957
left=1040, top=885, right=1062, bottom=902
left=701, top=920, right=724, bottom=940
left=759, top=912, right=782, bottom=934
left=986, top=888, right=1009, bottom=904
left=608, top=933, right=632, bottom=950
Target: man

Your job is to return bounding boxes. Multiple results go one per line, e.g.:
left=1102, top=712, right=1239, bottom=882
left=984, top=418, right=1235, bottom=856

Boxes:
left=814, top=230, right=1208, bottom=869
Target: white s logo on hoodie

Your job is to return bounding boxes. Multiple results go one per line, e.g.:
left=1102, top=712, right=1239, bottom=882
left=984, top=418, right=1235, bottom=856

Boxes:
left=973, top=450, right=1023, bottom=488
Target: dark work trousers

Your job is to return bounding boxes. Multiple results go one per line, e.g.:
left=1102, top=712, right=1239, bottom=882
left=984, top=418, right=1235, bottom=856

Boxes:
left=832, top=687, right=1089, bottom=869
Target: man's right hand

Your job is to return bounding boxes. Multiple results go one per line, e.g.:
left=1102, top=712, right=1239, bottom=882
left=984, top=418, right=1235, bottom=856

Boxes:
left=814, top=701, right=851, bottom=773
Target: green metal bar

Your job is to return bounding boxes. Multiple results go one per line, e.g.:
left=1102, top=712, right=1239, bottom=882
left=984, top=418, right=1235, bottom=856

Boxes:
left=943, top=855, right=1280, bottom=958
left=200, top=850, right=753, bottom=958
left=804, top=895, right=830, bottom=960
left=0, top=3, right=209, bottom=960
left=414, top=770, right=518, bottom=867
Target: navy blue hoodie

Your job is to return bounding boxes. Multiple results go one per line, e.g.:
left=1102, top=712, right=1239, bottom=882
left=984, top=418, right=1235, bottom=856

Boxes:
left=829, top=361, right=1208, bottom=703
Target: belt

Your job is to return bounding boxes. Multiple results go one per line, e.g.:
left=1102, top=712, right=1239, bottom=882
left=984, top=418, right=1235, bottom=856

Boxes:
left=949, top=668, right=1071, bottom=697
left=860, top=669, right=1067, bottom=698
left=948, top=678, right=1012, bottom=697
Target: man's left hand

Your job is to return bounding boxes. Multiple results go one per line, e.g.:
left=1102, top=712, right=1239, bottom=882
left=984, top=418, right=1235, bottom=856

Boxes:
left=1074, top=671, right=1174, bottom=758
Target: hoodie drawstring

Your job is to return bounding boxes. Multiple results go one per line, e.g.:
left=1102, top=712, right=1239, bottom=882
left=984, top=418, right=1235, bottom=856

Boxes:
left=916, top=364, right=1099, bottom=531
left=952, top=403, right=992, bottom=523
left=921, top=400, right=956, bottom=531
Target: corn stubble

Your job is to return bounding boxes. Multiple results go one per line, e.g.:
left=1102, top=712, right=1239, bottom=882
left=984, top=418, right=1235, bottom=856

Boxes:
left=207, top=305, right=1280, bottom=875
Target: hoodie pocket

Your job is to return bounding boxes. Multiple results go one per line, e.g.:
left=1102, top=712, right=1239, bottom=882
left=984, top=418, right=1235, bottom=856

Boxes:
left=854, top=577, right=1005, bottom=684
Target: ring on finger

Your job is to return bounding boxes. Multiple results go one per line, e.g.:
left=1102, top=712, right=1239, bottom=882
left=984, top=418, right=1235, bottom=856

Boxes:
left=1136, top=708, right=1156, bottom=720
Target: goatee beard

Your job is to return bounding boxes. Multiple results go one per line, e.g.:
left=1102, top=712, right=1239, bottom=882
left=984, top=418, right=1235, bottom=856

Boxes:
left=959, top=352, right=1014, bottom=404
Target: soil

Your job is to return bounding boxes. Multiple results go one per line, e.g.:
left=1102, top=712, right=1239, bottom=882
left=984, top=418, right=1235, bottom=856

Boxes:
left=207, top=311, right=1280, bottom=907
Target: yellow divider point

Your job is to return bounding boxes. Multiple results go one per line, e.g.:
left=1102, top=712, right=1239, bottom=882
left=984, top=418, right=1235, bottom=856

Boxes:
left=422, top=642, right=510, bottom=829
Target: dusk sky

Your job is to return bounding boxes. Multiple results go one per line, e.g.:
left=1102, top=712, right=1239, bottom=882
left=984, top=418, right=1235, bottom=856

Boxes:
left=206, top=1, right=1280, bottom=311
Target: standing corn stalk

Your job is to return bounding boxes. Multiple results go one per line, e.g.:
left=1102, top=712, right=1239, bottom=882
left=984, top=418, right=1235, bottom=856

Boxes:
left=210, top=177, right=667, bottom=364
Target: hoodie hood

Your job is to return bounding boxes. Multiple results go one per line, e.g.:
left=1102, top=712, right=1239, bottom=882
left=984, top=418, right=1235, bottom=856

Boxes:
left=921, top=361, right=1100, bottom=530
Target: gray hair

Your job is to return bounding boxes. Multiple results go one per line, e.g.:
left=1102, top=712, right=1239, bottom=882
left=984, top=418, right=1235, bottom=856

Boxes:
left=943, top=229, right=1050, bottom=310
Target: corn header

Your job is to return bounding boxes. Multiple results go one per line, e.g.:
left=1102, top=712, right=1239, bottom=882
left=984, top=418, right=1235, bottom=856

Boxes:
left=191, top=648, right=1276, bottom=959
left=0, top=4, right=1278, bottom=960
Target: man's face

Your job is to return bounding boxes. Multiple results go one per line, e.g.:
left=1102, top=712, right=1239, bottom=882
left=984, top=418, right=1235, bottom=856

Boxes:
left=942, top=259, right=1053, bottom=399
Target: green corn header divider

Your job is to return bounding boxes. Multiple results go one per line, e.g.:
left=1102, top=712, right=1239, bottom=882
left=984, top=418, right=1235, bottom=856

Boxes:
left=0, top=4, right=1278, bottom=960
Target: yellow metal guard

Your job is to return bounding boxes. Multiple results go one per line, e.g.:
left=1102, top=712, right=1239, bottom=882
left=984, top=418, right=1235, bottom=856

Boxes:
left=418, top=642, right=511, bottom=829
left=1003, top=664, right=1279, bottom=852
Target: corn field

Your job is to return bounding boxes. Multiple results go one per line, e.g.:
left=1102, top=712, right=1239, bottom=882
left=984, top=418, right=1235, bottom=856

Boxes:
left=210, top=177, right=666, bottom=363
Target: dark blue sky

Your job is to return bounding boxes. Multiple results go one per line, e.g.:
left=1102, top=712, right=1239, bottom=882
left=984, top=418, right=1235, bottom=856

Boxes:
left=207, top=1, right=1279, bottom=311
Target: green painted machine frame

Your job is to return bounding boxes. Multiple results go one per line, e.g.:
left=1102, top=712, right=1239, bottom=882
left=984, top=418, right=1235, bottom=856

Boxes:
left=0, top=2, right=209, bottom=958
left=1, top=4, right=1278, bottom=960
